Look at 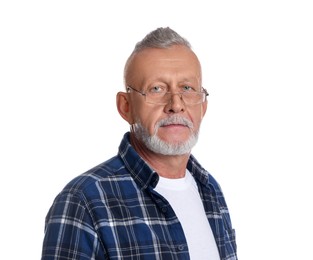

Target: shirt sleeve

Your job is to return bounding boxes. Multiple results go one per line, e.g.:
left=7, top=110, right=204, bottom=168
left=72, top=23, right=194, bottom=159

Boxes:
left=41, top=192, right=105, bottom=259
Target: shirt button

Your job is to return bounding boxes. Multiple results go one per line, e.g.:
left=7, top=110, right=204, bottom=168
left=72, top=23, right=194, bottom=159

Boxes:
left=161, top=207, right=167, bottom=213
left=177, top=245, right=185, bottom=251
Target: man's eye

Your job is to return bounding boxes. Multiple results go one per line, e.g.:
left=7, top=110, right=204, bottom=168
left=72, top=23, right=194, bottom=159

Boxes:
left=182, top=85, right=194, bottom=92
left=149, top=86, right=164, bottom=93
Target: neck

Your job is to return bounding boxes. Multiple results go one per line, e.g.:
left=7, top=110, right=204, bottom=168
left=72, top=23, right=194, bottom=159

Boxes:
left=130, top=134, right=189, bottom=179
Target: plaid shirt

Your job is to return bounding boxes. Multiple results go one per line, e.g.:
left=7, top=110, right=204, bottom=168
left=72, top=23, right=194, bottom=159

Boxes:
left=42, top=132, right=237, bottom=260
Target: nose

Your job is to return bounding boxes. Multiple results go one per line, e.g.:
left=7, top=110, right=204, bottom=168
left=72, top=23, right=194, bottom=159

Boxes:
left=164, top=93, right=185, bottom=114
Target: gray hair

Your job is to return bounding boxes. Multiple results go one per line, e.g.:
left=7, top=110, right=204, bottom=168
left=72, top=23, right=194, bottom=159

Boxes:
left=124, top=27, right=192, bottom=85
left=133, top=27, right=191, bottom=52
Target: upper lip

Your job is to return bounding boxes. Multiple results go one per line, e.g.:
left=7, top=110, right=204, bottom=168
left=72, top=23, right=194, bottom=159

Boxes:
left=162, top=122, right=186, bottom=126
left=159, top=116, right=192, bottom=128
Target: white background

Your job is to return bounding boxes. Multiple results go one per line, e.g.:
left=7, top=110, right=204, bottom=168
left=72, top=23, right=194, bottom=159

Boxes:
left=1, top=1, right=312, bottom=259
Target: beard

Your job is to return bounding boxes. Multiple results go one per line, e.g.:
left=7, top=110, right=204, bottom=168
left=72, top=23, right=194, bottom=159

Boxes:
left=132, top=115, right=199, bottom=155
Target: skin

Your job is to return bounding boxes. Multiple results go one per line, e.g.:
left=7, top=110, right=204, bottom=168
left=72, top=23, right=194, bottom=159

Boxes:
left=116, top=45, right=207, bottom=179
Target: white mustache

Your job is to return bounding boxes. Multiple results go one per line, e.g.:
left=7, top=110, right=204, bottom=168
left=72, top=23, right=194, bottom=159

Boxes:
left=156, top=116, right=194, bottom=129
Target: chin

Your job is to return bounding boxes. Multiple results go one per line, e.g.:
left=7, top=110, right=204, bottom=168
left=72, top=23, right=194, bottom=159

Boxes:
left=146, top=134, right=198, bottom=156
left=133, top=121, right=199, bottom=155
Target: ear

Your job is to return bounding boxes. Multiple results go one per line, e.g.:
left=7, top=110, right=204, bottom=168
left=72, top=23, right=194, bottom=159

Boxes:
left=201, top=100, right=208, bottom=119
left=116, top=92, right=134, bottom=124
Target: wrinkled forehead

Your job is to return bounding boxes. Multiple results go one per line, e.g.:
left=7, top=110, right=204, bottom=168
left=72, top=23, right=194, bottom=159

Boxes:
left=124, top=45, right=202, bottom=85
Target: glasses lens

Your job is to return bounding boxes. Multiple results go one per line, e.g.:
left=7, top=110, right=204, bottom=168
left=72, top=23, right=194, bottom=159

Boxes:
left=146, top=92, right=167, bottom=104
left=146, top=92, right=205, bottom=105
left=182, top=92, right=204, bottom=104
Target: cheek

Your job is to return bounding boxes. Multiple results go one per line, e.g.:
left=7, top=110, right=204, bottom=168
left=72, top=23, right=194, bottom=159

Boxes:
left=134, top=107, right=162, bottom=134
left=140, top=116, right=155, bottom=133
left=188, top=109, right=205, bottom=131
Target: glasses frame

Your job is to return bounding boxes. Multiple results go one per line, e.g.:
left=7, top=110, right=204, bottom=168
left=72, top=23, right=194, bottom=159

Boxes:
left=126, top=85, right=209, bottom=105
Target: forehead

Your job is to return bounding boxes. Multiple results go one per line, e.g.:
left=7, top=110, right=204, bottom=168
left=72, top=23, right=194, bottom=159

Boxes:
left=125, top=45, right=202, bottom=85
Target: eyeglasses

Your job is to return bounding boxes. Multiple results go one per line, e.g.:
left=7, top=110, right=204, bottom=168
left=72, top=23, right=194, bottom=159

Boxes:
left=126, top=85, right=209, bottom=105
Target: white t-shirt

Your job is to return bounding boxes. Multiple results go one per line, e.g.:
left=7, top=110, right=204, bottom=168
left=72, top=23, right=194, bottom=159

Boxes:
left=154, top=170, right=220, bottom=260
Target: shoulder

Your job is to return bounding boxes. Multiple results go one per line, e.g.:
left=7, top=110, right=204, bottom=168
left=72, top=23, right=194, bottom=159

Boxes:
left=58, top=155, right=131, bottom=199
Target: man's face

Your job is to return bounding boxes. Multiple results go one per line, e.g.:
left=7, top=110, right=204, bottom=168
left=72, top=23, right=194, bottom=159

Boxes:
left=124, top=45, right=207, bottom=155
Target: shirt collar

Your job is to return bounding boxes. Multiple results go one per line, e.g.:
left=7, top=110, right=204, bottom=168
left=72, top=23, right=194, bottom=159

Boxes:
left=119, top=132, right=211, bottom=190
left=118, top=132, right=159, bottom=190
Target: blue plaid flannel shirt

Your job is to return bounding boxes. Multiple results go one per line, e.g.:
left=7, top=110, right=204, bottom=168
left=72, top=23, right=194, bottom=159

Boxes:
left=42, top=132, right=237, bottom=259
